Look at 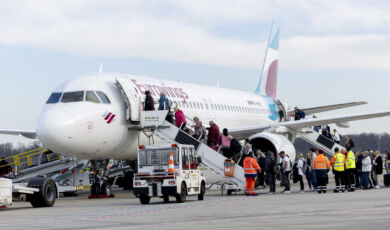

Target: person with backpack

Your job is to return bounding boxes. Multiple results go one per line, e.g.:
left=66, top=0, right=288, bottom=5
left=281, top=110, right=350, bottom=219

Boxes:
left=255, top=149, right=266, bottom=188
left=305, top=152, right=313, bottom=191
left=372, top=151, right=383, bottom=188
left=220, top=128, right=231, bottom=157
left=229, top=136, right=242, bottom=163
left=264, top=151, right=276, bottom=194
left=296, top=153, right=306, bottom=192
left=279, top=151, right=291, bottom=193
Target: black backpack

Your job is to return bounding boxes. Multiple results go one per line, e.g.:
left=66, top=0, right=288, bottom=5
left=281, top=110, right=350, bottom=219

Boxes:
left=292, top=163, right=299, bottom=183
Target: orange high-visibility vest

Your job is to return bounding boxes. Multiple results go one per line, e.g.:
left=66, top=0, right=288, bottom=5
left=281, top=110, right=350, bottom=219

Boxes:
left=313, top=154, right=330, bottom=170
left=244, top=157, right=260, bottom=176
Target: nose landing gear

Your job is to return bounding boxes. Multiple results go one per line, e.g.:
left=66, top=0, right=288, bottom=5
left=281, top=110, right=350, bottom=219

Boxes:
left=88, top=159, right=115, bottom=199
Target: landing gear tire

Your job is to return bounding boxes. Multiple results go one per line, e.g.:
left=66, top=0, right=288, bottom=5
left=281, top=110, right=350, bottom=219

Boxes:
left=91, top=183, right=100, bottom=196
left=163, top=195, right=169, bottom=203
left=198, top=182, right=205, bottom=200
left=227, top=189, right=234, bottom=196
left=176, top=183, right=187, bottom=203
left=27, top=177, right=57, bottom=208
left=140, top=195, right=150, bottom=205
left=101, top=182, right=111, bottom=197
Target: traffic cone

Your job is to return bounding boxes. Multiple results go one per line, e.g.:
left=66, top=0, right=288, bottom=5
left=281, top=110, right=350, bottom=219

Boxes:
left=168, top=151, right=175, bottom=173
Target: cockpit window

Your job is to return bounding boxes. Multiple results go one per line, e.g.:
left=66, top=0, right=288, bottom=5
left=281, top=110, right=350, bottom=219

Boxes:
left=61, top=91, right=84, bottom=103
left=96, top=91, right=111, bottom=104
left=46, top=92, right=62, bottom=104
left=86, top=91, right=101, bottom=103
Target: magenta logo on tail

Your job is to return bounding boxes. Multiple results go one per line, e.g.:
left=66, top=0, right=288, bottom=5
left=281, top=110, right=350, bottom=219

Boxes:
left=102, top=111, right=116, bottom=124
left=265, top=60, right=278, bottom=98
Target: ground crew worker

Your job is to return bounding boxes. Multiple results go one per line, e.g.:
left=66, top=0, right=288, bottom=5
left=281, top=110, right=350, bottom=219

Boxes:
left=345, top=148, right=356, bottom=191
left=312, top=149, right=330, bottom=194
left=330, top=147, right=346, bottom=193
left=243, top=152, right=261, bottom=196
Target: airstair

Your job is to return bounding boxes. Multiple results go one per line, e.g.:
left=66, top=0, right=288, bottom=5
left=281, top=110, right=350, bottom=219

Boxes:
left=129, top=110, right=246, bottom=191
left=298, top=129, right=344, bottom=157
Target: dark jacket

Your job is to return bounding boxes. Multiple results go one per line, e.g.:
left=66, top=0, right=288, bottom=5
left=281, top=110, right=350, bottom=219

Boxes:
left=144, top=94, right=154, bottom=111
left=264, top=157, right=276, bottom=175
left=374, top=156, right=383, bottom=174
left=356, top=154, right=364, bottom=171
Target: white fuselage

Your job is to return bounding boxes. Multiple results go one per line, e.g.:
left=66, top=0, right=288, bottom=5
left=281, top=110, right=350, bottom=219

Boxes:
left=36, top=73, right=286, bottom=160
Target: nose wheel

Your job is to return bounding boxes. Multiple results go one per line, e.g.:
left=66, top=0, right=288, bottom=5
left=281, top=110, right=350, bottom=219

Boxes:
left=88, top=159, right=115, bottom=199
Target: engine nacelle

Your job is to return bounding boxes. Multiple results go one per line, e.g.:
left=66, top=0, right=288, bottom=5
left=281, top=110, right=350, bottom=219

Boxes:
left=248, top=133, right=296, bottom=162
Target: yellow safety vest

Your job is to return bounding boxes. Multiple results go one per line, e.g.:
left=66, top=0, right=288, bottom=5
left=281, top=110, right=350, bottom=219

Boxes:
left=334, top=153, right=345, bottom=172
left=346, top=151, right=356, bottom=169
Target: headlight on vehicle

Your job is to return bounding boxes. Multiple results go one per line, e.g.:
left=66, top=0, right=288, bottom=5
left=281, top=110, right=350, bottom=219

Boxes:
left=169, top=180, right=176, bottom=185
left=135, top=180, right=147, bottom=186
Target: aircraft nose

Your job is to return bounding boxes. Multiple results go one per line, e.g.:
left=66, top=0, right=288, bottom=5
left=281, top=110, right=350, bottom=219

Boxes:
left=37, top=109, right=75, bottom=154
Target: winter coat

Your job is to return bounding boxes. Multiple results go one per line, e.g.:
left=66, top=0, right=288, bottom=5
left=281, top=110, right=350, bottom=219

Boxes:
left=144, top=95, right=155, bottom=111
left=175, top=110, right=187, bottom=127
left=297, top=158, right=305, bottom=176
left=158, top=95, right=170, bottom=110
left=207, top=124, right=220, bottom=146
left=373, top=156, right=383, bottom=174
left=362, top=156, right=372, bottom=172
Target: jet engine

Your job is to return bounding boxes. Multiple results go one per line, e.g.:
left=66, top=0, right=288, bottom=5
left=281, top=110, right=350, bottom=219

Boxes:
left=248, top=133, right=296, bottom=162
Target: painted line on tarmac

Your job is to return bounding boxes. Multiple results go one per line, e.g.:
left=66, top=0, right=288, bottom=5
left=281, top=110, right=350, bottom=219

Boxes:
left=0, top=195, right=250, bottom=226
left=97, top=205, right=390, bottom=229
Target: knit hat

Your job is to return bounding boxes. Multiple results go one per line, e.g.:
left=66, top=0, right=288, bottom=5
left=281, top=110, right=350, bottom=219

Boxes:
left=318, top=149, right=324, bottom=154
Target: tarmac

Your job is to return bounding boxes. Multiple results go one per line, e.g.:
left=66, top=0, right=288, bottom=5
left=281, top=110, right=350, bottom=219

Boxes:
left=1, top=181, right=390, bottom=230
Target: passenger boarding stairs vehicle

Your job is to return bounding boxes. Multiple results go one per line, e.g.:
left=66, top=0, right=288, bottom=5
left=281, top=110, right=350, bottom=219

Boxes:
left=133, top=144, right=206, bottom=204
left=298, top=129, right=344, bottom=158
left=127, top=108, right=247, bottom=193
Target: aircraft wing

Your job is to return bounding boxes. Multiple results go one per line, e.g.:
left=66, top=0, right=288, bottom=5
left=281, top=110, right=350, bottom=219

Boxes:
left=288, top=101, right=367, bottom=116
left=0, top=129, right=37, bottom=139
left=229, top=110, right=390, bottom=140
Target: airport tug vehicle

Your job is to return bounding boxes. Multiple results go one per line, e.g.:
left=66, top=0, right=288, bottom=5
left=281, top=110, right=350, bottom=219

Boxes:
left=0, top=177, right=57, bottom=208
left=133, top=144, right=206, bottom=204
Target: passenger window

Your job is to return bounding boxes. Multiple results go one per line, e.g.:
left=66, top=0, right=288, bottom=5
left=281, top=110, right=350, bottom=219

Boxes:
left=200, top=103, right=203, bottom=110
left=61, top=91, right=84, bottom=103
left=46, top=92, right=62, bottom=104
left=96, top=91, right=111, bottom=104
left=86, top=91, right=101, bottom=103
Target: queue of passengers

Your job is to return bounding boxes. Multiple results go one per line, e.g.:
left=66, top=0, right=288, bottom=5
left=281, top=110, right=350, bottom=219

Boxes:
left=144, top=91, right=388, bottom=196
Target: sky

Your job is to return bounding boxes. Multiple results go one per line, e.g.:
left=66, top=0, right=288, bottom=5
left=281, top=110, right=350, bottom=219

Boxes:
left=0, top=0, right=390, bottom=145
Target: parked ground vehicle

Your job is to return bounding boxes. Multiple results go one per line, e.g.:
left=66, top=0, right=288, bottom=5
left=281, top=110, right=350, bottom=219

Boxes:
left=133, top=144, right=206, bottom=204
left=0, top=177, right=58, bottom=208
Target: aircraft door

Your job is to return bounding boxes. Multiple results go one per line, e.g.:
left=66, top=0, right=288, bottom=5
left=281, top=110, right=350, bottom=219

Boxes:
left=274, top=99, right=287, bottom=122
left=116, top=77, right=141, bottom=121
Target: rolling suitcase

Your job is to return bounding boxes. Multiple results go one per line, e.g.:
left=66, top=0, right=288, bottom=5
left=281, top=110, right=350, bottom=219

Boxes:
left=384, top=160, right=390, bottom=187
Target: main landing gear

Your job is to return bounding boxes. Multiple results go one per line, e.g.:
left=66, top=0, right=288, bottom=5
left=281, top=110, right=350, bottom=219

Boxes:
left=88, top=159, right=115, bottom=199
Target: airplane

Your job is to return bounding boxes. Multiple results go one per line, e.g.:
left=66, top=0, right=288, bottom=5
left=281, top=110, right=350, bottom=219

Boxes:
left=1, top=22, right=390, bottom=195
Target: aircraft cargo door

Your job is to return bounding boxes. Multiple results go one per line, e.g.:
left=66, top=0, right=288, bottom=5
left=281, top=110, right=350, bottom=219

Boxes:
left=116, top=77, right=141, bottom=122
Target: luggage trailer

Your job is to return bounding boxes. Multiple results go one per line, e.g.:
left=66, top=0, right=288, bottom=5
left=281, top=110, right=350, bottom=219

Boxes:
left=0, top=177, right=58, bottom=208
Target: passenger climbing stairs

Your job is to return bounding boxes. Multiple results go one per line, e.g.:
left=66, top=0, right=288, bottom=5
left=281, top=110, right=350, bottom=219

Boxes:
left=129, top=110, right=246, bottom=191
left=298, top=129, right=344, bottom=157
